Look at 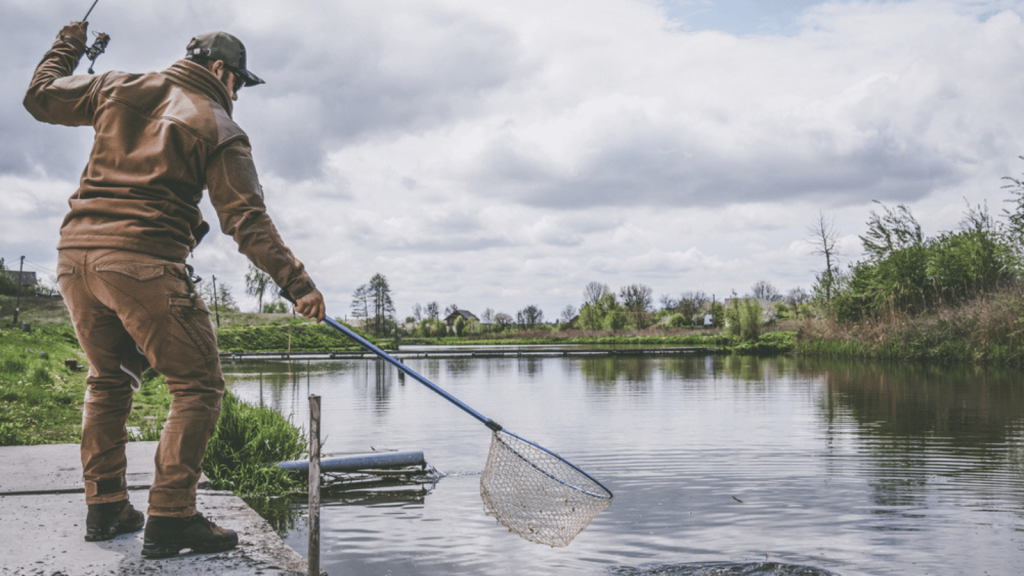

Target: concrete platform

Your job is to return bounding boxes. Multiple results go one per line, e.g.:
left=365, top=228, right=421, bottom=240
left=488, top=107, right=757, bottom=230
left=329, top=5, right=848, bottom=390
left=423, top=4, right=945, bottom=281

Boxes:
left=0, top=442, right=308, bottom=576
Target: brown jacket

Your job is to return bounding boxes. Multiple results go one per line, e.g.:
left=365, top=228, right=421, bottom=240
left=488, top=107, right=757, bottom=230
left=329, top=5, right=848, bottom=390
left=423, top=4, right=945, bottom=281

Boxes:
left=24, top=34, right=315, bottom=300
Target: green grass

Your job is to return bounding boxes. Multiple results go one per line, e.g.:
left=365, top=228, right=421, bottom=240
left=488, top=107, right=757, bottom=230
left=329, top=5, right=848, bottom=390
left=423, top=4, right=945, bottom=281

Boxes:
left=202, top=390, right=306, bottom=497
left=0, top=326, right=88, bottom=445
left=216, top=319, right=378, bottom=352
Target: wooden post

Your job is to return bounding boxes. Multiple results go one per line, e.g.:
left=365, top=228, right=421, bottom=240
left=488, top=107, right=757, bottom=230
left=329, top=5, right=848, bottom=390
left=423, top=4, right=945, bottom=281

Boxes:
left=308, top=395, right=321, bottom=576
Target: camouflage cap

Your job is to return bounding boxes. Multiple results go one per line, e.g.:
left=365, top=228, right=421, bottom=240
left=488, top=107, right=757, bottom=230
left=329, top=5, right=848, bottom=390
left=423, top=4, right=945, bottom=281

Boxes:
left=185, top=31, right=264, bottom=87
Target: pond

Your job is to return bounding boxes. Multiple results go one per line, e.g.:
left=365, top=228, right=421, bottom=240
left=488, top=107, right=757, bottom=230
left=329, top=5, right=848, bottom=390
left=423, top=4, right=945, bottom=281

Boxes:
left=223, top=354, right=1024, bottom=576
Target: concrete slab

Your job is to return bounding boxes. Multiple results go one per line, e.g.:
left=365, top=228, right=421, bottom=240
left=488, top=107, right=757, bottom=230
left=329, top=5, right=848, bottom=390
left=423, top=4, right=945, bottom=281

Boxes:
left=0, top=442, right=170, bottom=495
left=0, top=444, right=308, bottom=576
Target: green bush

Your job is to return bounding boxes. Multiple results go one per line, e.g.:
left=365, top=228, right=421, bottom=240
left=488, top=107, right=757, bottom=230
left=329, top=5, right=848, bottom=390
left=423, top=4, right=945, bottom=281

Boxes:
left=668, top=313, right=690, bottom=328
left=725, top=297, right=762, bottom=341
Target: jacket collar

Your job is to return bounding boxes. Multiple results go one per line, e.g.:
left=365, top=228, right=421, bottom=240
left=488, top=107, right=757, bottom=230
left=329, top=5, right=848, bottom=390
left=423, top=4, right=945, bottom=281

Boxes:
left=162, top=59, right=233, bottom=117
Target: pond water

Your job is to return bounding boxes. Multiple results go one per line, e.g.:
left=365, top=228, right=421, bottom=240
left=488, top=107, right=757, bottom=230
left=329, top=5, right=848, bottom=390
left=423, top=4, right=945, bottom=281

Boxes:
left=223, top=354, right=1024, bottom=576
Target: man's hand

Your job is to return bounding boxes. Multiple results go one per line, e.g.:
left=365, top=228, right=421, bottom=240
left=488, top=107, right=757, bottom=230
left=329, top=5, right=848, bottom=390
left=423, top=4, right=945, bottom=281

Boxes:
left=58, top=21, right=88, bottom=49
left=294, top=289, right=326, bottom=323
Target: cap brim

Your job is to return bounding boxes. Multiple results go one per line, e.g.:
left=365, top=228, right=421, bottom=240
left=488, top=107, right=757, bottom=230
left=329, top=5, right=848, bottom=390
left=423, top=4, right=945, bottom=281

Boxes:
left=240, top=69, right=264, bottom=87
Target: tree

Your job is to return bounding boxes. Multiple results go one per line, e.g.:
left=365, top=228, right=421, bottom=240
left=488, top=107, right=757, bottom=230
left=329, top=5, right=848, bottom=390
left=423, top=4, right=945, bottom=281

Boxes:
left=516, top=305, right=544, bottom=329
left=350, top=284, right=369, bottom=324
left=493, top=312, right=513, bottom=329
left=928, top=201, right=1017, bottom=300
left=750, top=280, right=781, bottom=302
left=425, top=301, right=439, bottom=320
left=619, top=284, right=653, bottom=329
left=368, top=273, right=396, bottom=336
left=481, top=308, right=495, bottom=324
left=584, top=281, right=610, bottom=307
left=245, top=263, right=272, bottom=313
left=580, top=292, right=619, bottom=330
left=444, top=303, right=460, bottom=317
left=560, top=304, right=577, bottom=324
left=199, top=281, right=239, bottom=312
left=412, top=303, right=423, bottom=322
left=808, top=211, right=840, bottom=303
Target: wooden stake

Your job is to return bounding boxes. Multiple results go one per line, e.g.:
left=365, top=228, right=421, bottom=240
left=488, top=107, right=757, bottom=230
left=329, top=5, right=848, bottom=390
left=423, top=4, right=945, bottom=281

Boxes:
left=308, top=395, right=321, bottom=576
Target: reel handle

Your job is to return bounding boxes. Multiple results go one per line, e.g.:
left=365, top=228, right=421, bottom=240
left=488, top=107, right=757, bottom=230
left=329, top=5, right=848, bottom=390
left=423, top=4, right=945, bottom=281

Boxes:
left=84, top=31, right=110, bottom=74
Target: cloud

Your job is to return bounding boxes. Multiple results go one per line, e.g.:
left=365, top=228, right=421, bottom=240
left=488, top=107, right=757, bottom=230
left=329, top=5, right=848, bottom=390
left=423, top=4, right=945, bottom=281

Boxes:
left=6, top=0, right=1024, bottom=317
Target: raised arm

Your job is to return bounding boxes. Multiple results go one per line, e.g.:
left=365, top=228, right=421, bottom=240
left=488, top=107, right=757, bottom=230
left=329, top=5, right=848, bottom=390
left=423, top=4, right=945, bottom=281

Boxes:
left=24, top=21, right=103, bottom=127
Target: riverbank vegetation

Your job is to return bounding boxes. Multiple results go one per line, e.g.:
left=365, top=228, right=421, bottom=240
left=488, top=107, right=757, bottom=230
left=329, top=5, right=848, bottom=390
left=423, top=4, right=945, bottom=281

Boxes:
left=799, top=195, right=1024, bottom=365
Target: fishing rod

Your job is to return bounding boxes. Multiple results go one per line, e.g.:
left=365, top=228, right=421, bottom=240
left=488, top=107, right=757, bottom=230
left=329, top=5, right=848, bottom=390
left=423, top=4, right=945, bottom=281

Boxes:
left=80, top=0, right=110, bottom=74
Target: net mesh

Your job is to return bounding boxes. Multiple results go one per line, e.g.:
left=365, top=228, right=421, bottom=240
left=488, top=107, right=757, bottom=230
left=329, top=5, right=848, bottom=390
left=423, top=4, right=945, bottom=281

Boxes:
left=480, top=430, right=613, bottom=547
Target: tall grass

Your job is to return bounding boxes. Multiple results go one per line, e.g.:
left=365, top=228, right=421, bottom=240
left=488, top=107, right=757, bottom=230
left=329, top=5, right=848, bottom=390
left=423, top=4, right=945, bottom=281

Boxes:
left=797, top=286, right=1024, bottom=364
left=203, top=390, right=306, bottom=497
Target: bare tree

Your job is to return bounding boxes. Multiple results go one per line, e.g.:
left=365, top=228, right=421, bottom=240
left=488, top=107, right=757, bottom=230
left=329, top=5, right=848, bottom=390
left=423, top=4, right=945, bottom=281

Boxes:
left=412, top=302, right=423, bottom=322
left=560, top=304, right=577, bottom=324
left=584, top=281, right=610, bottom=307
left=516, top=305, right=544, bottom=328
left=350, top=284, right=370, bottom=323
left=750, top=280, right=782, bottom=302
left=785, top=287, right=810, bottom=307
left=676, top=291, right=708, bottom=322
left=808, top=211, right=841, bottom=302
left=659, top=294, right=679, bottom=311
left=444, top=303, right=460, bottom=317
left=493, top=312, right=513, bottom=329
left=245, top=263, right=272, bottom=313
left=425, top=301, right=439, bottom=320
left=619, top=284, right=653, bottom=329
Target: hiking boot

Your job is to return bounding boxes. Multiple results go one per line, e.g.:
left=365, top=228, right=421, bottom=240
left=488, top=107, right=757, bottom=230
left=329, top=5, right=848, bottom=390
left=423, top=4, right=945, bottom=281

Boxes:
left=142, top=512, right=239, bottom=558
left=85, top=499, right=145, bottom=541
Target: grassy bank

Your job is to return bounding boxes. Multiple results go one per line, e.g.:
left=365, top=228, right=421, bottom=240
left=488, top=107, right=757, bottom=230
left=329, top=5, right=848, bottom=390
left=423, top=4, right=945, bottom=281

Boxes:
left=795, top=289, right=1024, bottom=365
left=0, top=325, right=172, bottom=445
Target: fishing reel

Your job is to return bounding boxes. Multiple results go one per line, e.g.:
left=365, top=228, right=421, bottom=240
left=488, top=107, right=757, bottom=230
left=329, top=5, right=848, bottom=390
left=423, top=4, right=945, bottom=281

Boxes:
left=84, top=31, right=110, bottom=74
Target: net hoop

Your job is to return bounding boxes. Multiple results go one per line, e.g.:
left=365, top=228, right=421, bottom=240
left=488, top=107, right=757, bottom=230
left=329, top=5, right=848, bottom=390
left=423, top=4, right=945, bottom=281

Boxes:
left=480, top=429, right=613, bottom=547
left=493, top=430, right=613, bottom=500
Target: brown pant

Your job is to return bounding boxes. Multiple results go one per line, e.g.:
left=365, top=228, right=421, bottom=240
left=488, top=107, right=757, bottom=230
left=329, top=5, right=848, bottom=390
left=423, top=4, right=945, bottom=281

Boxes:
left=57, top=248, right=223, bottom=518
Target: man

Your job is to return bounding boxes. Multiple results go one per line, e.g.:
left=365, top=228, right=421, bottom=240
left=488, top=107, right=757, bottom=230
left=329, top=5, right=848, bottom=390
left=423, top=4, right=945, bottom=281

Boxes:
left=24, top=22, right=326, bottom=558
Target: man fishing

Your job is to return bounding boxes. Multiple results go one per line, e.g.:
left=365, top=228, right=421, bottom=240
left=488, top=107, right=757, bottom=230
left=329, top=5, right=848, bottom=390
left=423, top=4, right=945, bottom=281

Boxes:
left=24, top=19, right=325, bottom=558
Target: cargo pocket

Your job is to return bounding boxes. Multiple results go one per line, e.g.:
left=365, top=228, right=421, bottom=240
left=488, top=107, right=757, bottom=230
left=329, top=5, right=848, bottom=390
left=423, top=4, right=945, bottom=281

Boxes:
left=168, top=295, right=216, bottom=363
left=95, top=261, right=166, bottom=282
left=55, top=262, right=75, bottom=280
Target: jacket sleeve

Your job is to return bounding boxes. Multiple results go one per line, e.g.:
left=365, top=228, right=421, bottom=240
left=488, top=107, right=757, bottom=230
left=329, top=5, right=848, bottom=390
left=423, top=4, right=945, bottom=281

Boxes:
left=23, top=34, right=103, bottom=127
left=206, top=138, right=317, bottom=300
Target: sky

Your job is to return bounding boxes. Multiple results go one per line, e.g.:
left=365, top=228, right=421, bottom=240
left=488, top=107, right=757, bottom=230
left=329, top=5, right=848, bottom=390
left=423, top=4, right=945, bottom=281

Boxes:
left=4, top=0, right=1024, bottom=322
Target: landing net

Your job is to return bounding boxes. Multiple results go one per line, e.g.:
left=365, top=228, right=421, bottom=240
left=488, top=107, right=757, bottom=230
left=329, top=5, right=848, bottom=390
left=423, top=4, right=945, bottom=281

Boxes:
left=480, top=430, right=613, bottom=547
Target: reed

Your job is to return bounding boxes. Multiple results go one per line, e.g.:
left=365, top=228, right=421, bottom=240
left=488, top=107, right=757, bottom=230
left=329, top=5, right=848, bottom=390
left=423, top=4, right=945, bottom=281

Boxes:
left=796, top=286, right=1024, bottom=365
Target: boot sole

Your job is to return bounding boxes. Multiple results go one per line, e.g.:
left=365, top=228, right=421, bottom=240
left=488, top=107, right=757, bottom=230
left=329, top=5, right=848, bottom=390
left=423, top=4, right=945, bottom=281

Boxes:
left=85, top=515, right=146, bottom=542
left=141, top=535, right=239, bottom=559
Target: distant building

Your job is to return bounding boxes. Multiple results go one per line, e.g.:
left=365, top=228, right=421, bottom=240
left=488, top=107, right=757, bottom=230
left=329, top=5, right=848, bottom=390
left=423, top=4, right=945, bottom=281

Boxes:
left=444, top=310, right=479, bottom=333
left=10, top=271, right=37, bottom=294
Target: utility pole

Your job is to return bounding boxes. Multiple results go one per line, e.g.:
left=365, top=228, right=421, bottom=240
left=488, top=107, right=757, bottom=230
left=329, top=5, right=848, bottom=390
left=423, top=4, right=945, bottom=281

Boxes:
left=12, top=256, right=24, bottom=327
left=211, top=275, right=220, bottom=328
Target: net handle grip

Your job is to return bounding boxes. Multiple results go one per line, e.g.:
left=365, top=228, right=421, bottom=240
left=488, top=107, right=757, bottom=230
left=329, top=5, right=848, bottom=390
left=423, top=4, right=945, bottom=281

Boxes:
left=322, top=315, right=502, bottom=431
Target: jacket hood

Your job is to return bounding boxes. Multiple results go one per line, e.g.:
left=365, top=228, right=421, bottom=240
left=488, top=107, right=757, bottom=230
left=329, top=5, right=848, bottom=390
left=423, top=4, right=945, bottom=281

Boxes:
left=162, top=59, right=233, bottom=117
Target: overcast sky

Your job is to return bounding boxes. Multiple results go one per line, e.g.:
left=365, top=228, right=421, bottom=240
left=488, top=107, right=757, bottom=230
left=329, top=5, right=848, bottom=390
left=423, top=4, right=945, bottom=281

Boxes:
left=4, top=0, right=1024, bottom=321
